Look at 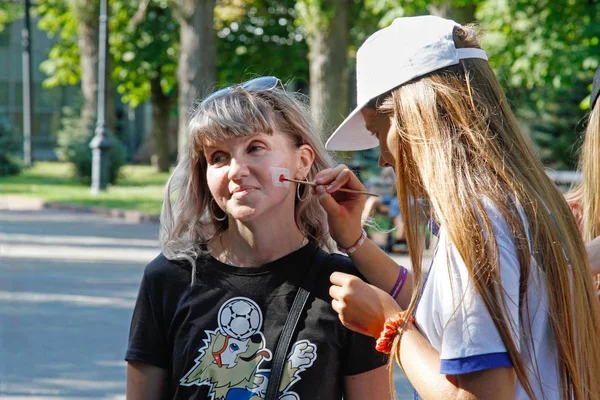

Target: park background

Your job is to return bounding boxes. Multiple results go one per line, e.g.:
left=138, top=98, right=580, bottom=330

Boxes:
left=1, top=0, right=599, bottom=189
left=0, top=0, right=598, bottom=398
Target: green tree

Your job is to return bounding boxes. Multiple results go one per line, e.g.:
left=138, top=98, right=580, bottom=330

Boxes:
left=529, top=78, right=589, bottom=170
left=0, top=1, right=23, bottom=32
left=477, top=0, right=600, bottom=167
left=36, top=0, right=111, bottom=136
left=112, top=0, right=178, bottom=172
left=0, top=113, right=22, bottom=176
left=477, top=0, right=600, bottom=111
left=214, top=0, right=309, bottom=87
left=36, top=0, right=178, bottom=171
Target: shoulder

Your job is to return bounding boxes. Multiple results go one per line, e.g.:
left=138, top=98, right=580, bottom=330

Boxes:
left=435, top=198, right=523, bottom=281
left=316, top=249, right=364, bottom=279
left=141, top=253, right=198, bottom=287
left=144, top=253, right=180, bottom=277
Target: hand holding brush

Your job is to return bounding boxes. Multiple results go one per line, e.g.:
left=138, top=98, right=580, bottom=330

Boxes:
left=279, top=175, right=379, bottom=197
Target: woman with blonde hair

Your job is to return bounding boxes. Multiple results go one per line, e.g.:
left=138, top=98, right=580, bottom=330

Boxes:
left=566, top=66, right=600, bottom=288
left=316, top=16, right=600, bottom=399
left=124, top=78, right=390, bottom=399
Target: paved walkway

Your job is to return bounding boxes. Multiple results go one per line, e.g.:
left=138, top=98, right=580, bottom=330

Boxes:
left=0, top=196, right=415, bottom=399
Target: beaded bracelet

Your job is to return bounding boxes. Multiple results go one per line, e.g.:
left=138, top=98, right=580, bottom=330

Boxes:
left=389, top=266, right=408, bottom=299
left=338, top=229, right=367, bottom=255
left=375, top=310, right=415, bottom=354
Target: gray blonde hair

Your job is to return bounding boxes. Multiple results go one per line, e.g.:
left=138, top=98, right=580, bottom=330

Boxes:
left=159, top=86, right=335, bottom=278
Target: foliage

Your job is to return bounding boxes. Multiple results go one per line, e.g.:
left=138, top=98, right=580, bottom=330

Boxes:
left=477, top=0, right=600, bottom=112
left=36, top=0, right=306, bottom=100
left=0, top=0, right=23, bottom=32
left=35, top=0, right=83, bottom=87
left=530, top=79, right=589, bottom=170
left=37, top=0, right=177, bottom=106
left=215, top=0, right=309, bottom=88
left=56, top=107, right=127, bottom=184
left=111, top=0, right=178, bottom=107
left=0, top=114, right=22, bottom=177
left=476, top=0, right=599, bottom=168
left=295, top=0, right=336, bottom=36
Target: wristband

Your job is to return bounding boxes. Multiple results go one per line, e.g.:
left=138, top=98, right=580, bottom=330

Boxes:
left=338, top=229, right=367, bottom=255
left=389, top=266, right=408, bottom=299
left=375, top=310, right=415, bottom=354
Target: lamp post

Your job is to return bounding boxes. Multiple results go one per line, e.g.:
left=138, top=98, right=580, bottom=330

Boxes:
left=21, top=0, right=33, bottom=167
left=90, top=0, right=111, bottom=195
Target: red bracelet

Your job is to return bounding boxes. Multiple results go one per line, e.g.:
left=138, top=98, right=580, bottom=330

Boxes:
left=375, top=311, right=415, bottom=354
left=338, top=229, right=367, bottom=255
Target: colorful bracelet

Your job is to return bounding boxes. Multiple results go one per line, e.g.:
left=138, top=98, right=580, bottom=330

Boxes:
left=375, top=310, right=415, bottom=354
left=389, top=266, right=408, bottom=299
left=338, top=229, right=367, bottom=255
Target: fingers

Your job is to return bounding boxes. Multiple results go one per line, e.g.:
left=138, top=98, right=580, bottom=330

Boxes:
left=331, top=299, right=374, bottom=337
left=314, top=164, right=366, bottom=192
left=324, top=168, right=353, bottom=193
left=330, top=271, right=355, bottom=287
left=313, top=165, right=344, bottom=185
left=329, top=273, right=364, bottom=304
left=315, top=185, right=344, bottom=217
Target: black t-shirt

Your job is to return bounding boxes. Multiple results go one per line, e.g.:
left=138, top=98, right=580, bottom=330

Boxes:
left=125, top=242, right=387, bottom=400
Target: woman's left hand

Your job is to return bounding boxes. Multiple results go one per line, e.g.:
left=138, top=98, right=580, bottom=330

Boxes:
left=329, top=272, right=402, bottom=338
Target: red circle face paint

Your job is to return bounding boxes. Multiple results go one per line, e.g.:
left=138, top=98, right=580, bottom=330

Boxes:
left=270, top=167, right=290, bottom=187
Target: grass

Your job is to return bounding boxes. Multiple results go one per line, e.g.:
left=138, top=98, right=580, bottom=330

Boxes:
left=0, top=161, right=170, bottom=215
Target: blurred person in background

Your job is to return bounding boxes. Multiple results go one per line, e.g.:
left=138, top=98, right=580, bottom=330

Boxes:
left=361, top=167, right=407, bottom=252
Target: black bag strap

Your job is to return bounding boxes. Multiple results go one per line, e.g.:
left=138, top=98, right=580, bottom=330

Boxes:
left=265, top=247, right=327, bottom=400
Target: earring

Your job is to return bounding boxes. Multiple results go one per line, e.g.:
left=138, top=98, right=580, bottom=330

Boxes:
left=296, top=177, right=311, bottom=202
left=211, top=198, right=227, bottom=221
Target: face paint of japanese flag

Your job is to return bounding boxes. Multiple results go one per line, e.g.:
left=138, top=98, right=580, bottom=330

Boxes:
left=270, top=166, right=290, bottom=187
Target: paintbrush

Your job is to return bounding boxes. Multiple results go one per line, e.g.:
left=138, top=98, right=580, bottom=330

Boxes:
left=280, top=176, right=380, bottom=197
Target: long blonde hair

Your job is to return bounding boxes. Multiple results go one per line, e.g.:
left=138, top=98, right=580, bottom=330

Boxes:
left=377, top=25, right=600, bottom=398
left=566, top=105, right=600, bottom=243
left=160, top=86, right=335, bottom=280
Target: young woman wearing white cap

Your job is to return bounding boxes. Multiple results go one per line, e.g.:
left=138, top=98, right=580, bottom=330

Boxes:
left=566, top=66, right=600, bottom=292
left=315, top=15, right=600, bottom=399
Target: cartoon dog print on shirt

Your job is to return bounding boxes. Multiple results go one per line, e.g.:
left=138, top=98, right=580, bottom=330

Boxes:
left=180, top=297, right=317, bottom=400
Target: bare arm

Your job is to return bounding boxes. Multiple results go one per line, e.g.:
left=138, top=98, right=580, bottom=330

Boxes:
left=330, top=274, right=516, bottom=399
left=126, top=361, right=168, bottom=400
left=347, top=239, right=413, bottom=309
left=399, top=323, right=516, bottom=399
left=343, top=365, right=393, bottom=400
left=587, top=236, right=600, bottom=275
left=314, top=165, right=413, bottom=309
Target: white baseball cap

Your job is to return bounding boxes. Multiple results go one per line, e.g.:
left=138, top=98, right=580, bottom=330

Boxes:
left=325, top=15, right=488, bottom=151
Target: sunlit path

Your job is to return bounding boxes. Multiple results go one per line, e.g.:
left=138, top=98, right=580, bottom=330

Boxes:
left=0, top=200, right=416, bottom=399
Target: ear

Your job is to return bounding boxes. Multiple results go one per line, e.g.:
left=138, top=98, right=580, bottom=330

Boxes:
left=295, top=144, right=315, bottom=179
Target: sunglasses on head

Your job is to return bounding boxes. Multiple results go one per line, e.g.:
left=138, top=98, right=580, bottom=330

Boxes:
left=201, top=76, right=283, bottom=105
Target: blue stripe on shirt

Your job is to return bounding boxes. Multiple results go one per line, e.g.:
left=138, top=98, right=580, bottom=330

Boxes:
left=440, top=352, right=513, bottom=375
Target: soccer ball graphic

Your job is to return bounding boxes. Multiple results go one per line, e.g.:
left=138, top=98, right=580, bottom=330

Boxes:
left=218, top=297, right=263, bottom=340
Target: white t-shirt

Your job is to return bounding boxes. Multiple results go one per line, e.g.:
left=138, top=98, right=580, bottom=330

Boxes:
left=415, top=202, right=561, bottom=399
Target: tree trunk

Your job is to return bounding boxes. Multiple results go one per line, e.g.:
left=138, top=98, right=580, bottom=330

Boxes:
left=306, top=0, right=349, bottom=139
left=75, top=1, right=99, bottom=135
left=176, top=0, right=216, bottom=156
left=150, top=77, right=176, bottom=172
